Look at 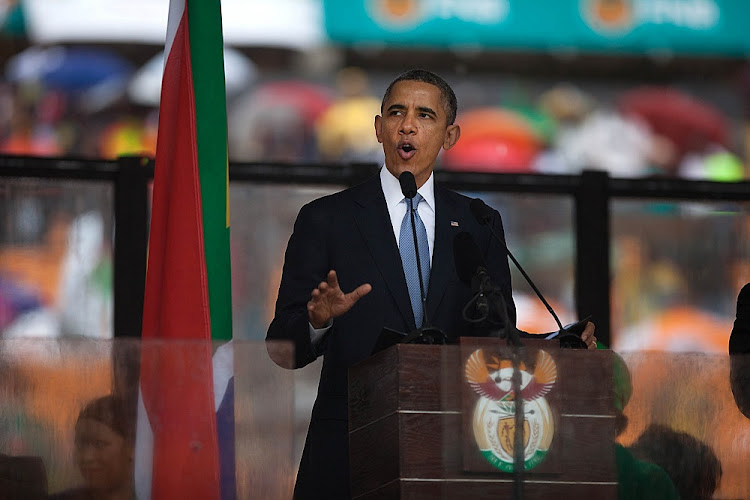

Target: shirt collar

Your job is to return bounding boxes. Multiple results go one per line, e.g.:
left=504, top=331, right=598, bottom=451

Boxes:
left=380, top=165, right=435, bottom=212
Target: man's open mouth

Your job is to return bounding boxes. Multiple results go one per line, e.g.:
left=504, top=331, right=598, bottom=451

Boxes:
left=398, top=143, right=417, bottom=159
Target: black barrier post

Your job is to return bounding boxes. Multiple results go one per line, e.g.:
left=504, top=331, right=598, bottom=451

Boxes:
left=575, top=170, right=611, bottom=346
left=114, top=156, right=150, bottom=338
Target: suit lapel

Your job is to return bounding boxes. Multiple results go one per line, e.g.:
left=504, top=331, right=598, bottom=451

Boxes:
left=353, top=176, right=415, bottom=330
left=426, top=186, right=459, bottom=322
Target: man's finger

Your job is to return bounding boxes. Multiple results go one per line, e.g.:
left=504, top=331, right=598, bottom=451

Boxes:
left=347, top=283, right=372, bottom=303
left=580, top=322, right=596, bottom=341
left=326, top=270, right=339, bottom=288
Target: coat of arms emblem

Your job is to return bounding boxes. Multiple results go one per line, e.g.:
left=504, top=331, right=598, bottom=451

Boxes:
left=465, top=348, right=557, bottom=472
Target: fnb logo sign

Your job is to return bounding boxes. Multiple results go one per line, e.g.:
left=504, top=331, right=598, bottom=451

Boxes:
left=367, top=0, right=509, bottom=30
left=582, top=0, right=721, bottom=34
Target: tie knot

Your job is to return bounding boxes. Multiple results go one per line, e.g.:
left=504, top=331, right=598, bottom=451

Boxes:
left=407, top=193, right=423, bottom=211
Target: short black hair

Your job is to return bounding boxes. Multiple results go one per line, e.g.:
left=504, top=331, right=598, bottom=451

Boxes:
left=381, top=69, right=458, bottom=125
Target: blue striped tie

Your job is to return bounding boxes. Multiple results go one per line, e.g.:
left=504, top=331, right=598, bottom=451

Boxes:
left=399, top=194, right=430, bottom=328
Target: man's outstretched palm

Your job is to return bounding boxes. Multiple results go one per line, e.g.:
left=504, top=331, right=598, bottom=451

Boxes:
left=308, top=270, right=372, bottom=329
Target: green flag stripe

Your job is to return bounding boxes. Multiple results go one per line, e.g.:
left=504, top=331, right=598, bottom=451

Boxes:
left=188, top=0, right=232, bottom=341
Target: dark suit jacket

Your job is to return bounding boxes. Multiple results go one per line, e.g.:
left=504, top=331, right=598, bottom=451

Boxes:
left=267, top=173, right=515, bottom=499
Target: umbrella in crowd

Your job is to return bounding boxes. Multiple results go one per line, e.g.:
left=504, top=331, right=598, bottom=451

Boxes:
left=228, top=80, right=333, bottom=161
left=442, top=107, right=544, bottom=172
left=247, top=80, right=333, bottom=126
left=5, top=45, right=134, bottom=91
left=128, top=46, right=257, bottom=106
left=5, top=45, right=135, bottom=111
left=617, top=87, right=730, bottom=162
left=315, top=95, right=383, bottom=162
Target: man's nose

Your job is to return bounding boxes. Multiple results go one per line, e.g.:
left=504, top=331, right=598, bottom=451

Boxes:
left=399, top=112, right=417, bottom=134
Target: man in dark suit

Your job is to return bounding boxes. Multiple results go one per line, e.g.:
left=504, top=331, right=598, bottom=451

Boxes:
left=267, top=69, right=596, bottom=499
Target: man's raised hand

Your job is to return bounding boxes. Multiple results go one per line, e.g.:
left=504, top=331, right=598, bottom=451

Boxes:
left=308, top=270, right=372, bottom=329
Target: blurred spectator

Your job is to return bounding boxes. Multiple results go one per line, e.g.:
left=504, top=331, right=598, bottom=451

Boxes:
left=314, top=66, right=383, bottom=164
left=1, top=90, right=62, bottom=156
left=50, top=395, right=135, bottom=500
left=612, top=353, right=680, bottom=500
left=537, top=109, right=655, bottom=177
left=537, top=84, right=596, bottom=125
left=628, top=424, right=722, bottom=500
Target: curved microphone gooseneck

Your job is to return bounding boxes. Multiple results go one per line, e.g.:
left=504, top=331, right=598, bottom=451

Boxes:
left=469, top=198, right=564, bottom=333
left=469, top=198, right=590, bottom=348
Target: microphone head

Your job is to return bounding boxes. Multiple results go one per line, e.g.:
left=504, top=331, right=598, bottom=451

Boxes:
left=469, top=198, right=493, bottom=225
left=453, top=231, right=485, bottom=284
left=398, top=171, right=417, bottom=199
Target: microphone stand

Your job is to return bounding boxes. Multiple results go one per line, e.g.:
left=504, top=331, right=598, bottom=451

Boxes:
left=409, top=196, right=429, bottom=328
left=489, top=288, right=525, bottom=500
left=401, top=194, right=446, bottom=345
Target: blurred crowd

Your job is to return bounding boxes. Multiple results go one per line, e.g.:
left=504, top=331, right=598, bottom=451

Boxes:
left=0, top=42, right=747, bottom=181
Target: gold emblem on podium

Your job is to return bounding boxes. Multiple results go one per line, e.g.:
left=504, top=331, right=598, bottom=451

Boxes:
left=465, top=349, right=557, bottom=472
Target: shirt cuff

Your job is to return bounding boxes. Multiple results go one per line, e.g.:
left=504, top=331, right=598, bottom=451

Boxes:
left=309, top=319, right=333, bottom=345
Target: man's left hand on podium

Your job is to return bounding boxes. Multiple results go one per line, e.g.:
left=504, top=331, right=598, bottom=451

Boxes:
left=581, top=321, right=598, bottom=349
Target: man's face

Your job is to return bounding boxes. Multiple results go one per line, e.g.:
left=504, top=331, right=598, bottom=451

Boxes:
left=375, top=80, right=460, bottom=188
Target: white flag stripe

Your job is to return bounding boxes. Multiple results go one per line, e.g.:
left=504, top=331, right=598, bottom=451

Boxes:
left=134, top=389, right=154, bottom=500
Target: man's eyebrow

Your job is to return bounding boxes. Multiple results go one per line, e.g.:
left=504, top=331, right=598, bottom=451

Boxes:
left=385, top=104, right=438, bottom=116
left=417, top=106, right=437, bottom=116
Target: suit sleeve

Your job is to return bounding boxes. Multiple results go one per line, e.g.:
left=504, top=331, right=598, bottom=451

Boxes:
left=266, top=202, right=331, bottom=369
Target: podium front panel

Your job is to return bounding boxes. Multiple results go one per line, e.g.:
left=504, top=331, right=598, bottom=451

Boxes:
left=349, top=341, right=618, bottom=499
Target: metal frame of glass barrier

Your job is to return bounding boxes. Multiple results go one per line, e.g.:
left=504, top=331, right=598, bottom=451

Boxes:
left=2, top=155, right=749, bottom=346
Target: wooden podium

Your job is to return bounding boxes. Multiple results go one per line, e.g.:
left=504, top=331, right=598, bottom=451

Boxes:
left=348, top=339, right=618, bottom=499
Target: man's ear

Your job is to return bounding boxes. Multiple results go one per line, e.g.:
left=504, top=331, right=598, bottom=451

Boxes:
left=443, top=124, right=460, bottom=150
left=374, top=115, right=384, bottom=144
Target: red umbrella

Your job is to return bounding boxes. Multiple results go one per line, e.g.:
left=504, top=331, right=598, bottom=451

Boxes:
left=249, top=80, right=333, bottom=125
left=617, top=87, right=729, bottom=160
left=456, top=107, right=543, bottom=149
left=228, top=80, right=334, bottom=161
left=442, top=107, right=542, bottom=172
left=441, top=136, right=537, bottom=173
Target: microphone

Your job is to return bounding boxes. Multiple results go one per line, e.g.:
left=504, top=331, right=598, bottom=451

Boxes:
left=453, top=231, right=492, bottom=322
left=469, top=198, right=587, bottom=348
left=453, top=231, right=518, bottom=340
left=398, top=171, right=445, bottom=344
